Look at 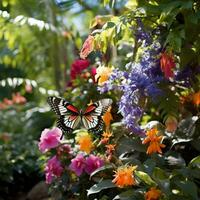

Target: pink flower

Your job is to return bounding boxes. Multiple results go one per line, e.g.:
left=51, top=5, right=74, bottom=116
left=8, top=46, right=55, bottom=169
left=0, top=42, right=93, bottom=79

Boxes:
left=12, top=92, right=27, bottom=104
left=85, top=155, right=104, bottom=175
left=160, top=52, right=176, bottom=79
left=45, top=156, right=63, bottom=184
left=70, top=59, right=90, bottom=80
left=69, top=154, right=86, bottom=176
left=57, top=144, right=72, bottom=157
left=38, top=127, right=62, bottom=153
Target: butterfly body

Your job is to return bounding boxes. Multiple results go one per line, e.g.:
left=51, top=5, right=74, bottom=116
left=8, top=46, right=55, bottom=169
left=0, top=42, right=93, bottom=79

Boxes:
left=47, top=97, right=112, bottom=134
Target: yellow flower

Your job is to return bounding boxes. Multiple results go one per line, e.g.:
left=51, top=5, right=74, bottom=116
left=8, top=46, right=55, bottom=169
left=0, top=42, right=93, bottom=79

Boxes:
left=76, top=131, right=93, bottom=154
left=112, top=165, right=137, bottom=188
left=145, top=187, right=161, bottom=200
left=142, top=128, right=165, bottom=155
left=95, top=66, right=113, bottom=86
left=193, top=91, right=200, bottom=106
left=80, top=35, right=95, bottom=59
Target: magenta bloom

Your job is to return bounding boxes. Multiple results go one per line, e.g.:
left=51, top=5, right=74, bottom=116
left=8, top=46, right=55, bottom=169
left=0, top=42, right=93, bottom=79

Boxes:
left=70, top=59, right=90, bottom=80
left=38, top=127, right=62, bottom=153
left=85, top=155, right=104, bottom=175
left=69, top=154, right=86, bottom=176
left=45, top=156, right=63, bottom=184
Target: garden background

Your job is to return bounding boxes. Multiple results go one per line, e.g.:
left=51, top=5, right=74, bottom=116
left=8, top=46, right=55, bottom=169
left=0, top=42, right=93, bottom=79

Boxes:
left=0, top=0, right=200, bottom=200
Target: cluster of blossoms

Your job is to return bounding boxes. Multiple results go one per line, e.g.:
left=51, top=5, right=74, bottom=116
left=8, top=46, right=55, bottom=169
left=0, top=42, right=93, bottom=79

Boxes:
left=69, top=59, right=96, bottom=85
left=97, top=39, right=163, bottom=135
left=69, top=154, right=104, bottom=176
left=142, top=128, right=165, bottom=154
left=38, top=127, right=104, bottom=184
left=0, top=92, right=27, bottom=109
left=95, top=21, right=195, bottom=136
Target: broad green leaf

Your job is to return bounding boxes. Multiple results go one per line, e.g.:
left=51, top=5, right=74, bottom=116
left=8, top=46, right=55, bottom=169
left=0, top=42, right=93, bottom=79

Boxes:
left=113, top=189, right=144, bottom=200
left=135, top=171, right=156, bottom=186
left=152, top=167, right=168, bottom=180
left=87, top=179, right=116, bottom=196
left=188, top=156, right=200, bottom=168
left=176, top=180, right=198, bottom=200
left=143, top=159, right=156, bottom=175
left=117, top=136, right=146, bottom=155
left=90, top=165, right=113, bottom=177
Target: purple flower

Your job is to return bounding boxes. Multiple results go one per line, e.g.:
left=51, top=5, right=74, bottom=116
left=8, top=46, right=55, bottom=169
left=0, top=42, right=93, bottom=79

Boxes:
left=98, top=21, right=164, bottom=136
left=38, top=127, right=62, bottom=153
left=45, top=156, right=63, bottom=184
left=69, top=154, right=85, bottom=176
left=85, top=155, right=104, bottom=175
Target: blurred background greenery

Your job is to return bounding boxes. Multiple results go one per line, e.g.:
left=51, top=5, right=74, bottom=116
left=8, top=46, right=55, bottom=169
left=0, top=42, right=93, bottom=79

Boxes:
left=0, top=0, right=115, bottom=199
left=1, top=0, right=200, bottom=200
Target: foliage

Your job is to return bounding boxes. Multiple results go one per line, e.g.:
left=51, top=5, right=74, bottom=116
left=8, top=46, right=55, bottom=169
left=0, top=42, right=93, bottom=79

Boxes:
left=0, top=0, right=200, bottom=200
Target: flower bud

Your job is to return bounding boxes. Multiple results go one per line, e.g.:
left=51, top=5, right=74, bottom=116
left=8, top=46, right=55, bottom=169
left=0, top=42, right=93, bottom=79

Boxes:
left=165, top=116, right=178, bottom=132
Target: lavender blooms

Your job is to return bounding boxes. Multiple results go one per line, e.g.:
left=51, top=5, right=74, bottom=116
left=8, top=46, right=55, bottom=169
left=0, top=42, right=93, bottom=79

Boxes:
left=98, top=23, right=163, bottom=136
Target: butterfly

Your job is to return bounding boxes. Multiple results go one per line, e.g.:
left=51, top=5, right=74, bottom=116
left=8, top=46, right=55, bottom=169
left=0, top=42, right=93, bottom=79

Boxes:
left=47, top=97, right=113, bottom=134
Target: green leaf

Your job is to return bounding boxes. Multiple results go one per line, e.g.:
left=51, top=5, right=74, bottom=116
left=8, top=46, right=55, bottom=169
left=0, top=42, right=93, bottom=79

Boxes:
left=188, top=156, right=200, bottom=168
left=90, top=165, right=113, bottom=177
left=152, top=167, right=168, bottom=180
left=143, top=159, right=156, bottom=175
left=176, top=180, right=198, bottom=200
left=113, top=189, right=144, bottom=200
left=117, top=136, right=146, bottom=155
left=87, top=179, right=116, bottom=196
left=135, top=171, right=156, bottom=186
left=125, top=0, right=138, bottom=10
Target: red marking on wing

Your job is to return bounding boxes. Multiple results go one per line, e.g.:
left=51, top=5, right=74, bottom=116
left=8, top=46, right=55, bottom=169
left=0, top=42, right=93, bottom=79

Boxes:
left=69, top=115, right=78, bottom=121
left=66, top=105, right=79, bottom=113
left=84, top=105, right=96, bottom=114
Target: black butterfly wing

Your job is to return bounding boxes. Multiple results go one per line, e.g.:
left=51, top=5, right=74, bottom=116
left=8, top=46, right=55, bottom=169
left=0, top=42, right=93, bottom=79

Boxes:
left=82, top=98, right=113, bottom=134
left=47, top=96, right=81, bottom=133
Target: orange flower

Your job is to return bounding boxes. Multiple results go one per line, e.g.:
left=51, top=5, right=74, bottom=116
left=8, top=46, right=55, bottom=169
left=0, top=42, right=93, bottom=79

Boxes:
left=76, top=131, right=93, bottom=154
left=102, top=131, right=112, bottom=138
left=112, top=165, right=137, bottom=188
left=95, top=66, right=113, bottom=86
left=145, top=187, right=161, bottom=200
left=100, top=137, right=109, bottom=144
left=160, top=52, right=175, bottom=79
left=106, top=144, right=116, bottom=154
left=102, top=107, right=113, bottom=128
left=193, top=91, right=200, bottom=106
left=142, top=128, right=165, bottom=155
left=100, top=131, right=112, bottom=144
left=80, top=35, right=95, bottom=59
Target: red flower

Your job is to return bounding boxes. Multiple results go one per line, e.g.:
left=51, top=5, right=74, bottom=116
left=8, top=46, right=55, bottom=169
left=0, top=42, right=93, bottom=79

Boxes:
left=160, top=52, right=176, bottom=79
left=90, top=67, right=97, bottom=82
left=70, top=59, right=90, bottom=80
